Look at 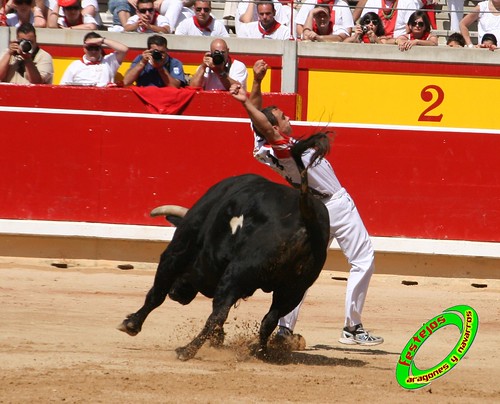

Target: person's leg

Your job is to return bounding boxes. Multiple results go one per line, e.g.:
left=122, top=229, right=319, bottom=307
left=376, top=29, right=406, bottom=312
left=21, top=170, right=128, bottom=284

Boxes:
left=160, top=0, right=183, bottom=29
left=277, top=292, right=307, bottom=333
left=109, top=0, right=134, bottom=26
left=326, top=190, right=382, bottom=345
left=448, top=0, right=464, bottom=32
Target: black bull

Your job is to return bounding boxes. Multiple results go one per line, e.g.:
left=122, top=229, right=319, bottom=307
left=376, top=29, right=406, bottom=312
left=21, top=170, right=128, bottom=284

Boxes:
left=118, top=134, right=331, bottom=361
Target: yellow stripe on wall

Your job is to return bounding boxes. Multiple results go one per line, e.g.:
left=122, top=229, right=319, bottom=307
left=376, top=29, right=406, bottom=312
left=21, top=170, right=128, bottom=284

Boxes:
left=307, top=71, right=500, bottom=130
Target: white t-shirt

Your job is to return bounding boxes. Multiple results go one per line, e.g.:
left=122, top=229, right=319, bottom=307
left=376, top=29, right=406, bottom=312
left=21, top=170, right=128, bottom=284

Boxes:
left=60, top=53, right=120, bottom=87
left=235, top=0, right=287, bottom=35
left=6, top=12, right=35, bottom=27
left=57, top=13, right=98, bottom=27
left=125, top=14, right=170, bottom=32
left=202, top=59, right=248, bottom=90
left=296, top=0, right=354, bottom=37
left=238, top=20, right=292, bottom=39
left=477, top=0, right=500, bottom=43
left=174, top=16, right=229, bottom=37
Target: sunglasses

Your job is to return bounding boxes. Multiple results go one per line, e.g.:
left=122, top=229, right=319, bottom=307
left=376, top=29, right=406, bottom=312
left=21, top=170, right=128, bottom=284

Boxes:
left=138, top=7, right=154, bottom=13
left=411, top=21, right=425, bottom=28
left=85, top=45, right=101, bottom=51
left=363, top=19, right=378, bottom=25
left=195, top=7, right=210, bottom=12
left=14, top=0, right=32, bottom=5
left=65, top=5, right=80, bottom=10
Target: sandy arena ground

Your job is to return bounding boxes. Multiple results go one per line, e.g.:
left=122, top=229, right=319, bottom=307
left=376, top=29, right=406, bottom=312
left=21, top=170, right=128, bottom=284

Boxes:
left=0, top=260, right=499, bottom=403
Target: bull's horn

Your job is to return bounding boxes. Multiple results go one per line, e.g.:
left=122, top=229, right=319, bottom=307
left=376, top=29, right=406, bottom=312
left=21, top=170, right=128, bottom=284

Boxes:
left=150, top=205, right=189, bottom=218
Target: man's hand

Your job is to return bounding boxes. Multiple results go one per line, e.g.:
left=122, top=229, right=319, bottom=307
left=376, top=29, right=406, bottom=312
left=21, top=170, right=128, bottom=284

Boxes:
left=230, top=83, right=247, bottom=103
left=253, top=60, right=268, bottom=82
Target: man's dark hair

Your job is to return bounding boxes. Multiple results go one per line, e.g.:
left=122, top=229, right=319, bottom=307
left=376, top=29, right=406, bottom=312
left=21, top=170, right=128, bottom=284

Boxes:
left=17, top=22, right=36, bottom=36
left=256, top=1, right=275, bottom=12
left=137, top=0, right=154, bottom=5
left=148, top=34, right=168, bottom=49
left=252, top=106, right=279, bottom=141
left=482, top=33, right=498, bottom=46
left=447, top=32, right=466, bottom=47
left=83, top=31, right=102, bottom=42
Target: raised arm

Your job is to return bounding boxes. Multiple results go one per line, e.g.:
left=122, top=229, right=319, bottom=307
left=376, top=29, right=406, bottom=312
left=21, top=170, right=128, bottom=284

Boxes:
left=248, top=59, right=268, bottom=110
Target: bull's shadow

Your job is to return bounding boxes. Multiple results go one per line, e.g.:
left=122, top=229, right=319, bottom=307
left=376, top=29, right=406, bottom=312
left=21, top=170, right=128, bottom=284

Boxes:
left=260, top=348, right=367, bottom=367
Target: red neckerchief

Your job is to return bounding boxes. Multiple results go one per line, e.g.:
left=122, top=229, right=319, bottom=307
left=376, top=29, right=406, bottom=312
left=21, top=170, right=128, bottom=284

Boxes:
left=362, top=34, right=371, bottom=43
left=82, top=55, right=102, bottom=65
left=258, top=20, right=281, bottom=37
left=193, top=15, right=213, bottom=32
left=65, top=14, right=83, bottom=28
left=410, top=31, right=430, bottom=40
left=378, top=0, right=398, bottom=37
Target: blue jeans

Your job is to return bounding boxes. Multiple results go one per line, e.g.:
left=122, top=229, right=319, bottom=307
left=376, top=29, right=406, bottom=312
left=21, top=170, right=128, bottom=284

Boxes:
left=108, top=0, right=135, bottom=26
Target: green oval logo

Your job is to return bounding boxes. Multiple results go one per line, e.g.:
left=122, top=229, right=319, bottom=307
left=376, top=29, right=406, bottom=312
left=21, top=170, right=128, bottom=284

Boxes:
left=396, top=305, right=479, bottom=390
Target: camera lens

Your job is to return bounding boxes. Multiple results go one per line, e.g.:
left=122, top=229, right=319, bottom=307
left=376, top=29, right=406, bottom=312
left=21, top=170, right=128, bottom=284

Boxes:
left=361, top=25, right=369, bottom=34
left=151, top=49, right=163, bottom=61
left=211, top=51, right=224, bottom=66
left=19, top=40, right=32, bottom=54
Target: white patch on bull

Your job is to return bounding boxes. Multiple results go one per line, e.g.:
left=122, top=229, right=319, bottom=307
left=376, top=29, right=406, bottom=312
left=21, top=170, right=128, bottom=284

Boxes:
left=229, top=215, right=244, bottom=235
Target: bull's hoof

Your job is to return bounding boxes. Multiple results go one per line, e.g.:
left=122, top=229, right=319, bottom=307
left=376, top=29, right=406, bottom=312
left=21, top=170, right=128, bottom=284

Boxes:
left=249, top=343, right=268, bottom=360
left=175, top=345, right=197, bottom=361
left=269, top=333, right=306, bottom=352
left=116, top=314, right=142, bottom=336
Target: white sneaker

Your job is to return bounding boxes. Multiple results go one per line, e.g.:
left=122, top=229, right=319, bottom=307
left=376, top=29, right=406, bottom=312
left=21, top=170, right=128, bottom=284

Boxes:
left=339, top=324, right=384, bottom=346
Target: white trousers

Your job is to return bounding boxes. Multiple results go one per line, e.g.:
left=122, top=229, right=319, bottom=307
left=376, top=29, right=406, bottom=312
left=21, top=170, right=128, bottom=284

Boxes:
left=448, top=0, right=464, bottom=32
left=278, top=188, right=375, bottom=331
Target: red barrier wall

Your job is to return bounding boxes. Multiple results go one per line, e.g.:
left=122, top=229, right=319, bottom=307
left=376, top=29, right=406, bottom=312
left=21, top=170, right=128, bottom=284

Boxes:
left=1, top=86, right=499, bottom=243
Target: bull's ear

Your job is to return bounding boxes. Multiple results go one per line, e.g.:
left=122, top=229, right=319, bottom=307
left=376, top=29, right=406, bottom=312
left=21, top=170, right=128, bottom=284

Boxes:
left=166, top=215, right=183, bottom=227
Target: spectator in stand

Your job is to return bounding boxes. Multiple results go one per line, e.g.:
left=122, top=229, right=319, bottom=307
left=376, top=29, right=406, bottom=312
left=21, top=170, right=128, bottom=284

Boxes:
left=155, top=0, right=195, bottom=31
left=344, top=11, right=389, bottom=43
left=446, top=31, right=465, bottom=47
left=60, top=32, right=128, bottom=86
left=124, top=0, right=170, bottom=32
left=296, top=0, right=353, bottom=41
left=235, top=0, right=295, bottom=38
left=448, top=0, right=464, bottom=32
left=189, top=38, right=247, bottom=90
left=460, top=0, right=500, bottom=48
left=355, top=0, right=420, bottom=40
left=175, top=0, right=229, bottom=36
left=237, top=1, right=292, bottom=39
left=3, top=0, right=46, bottom=27
left=395, top=10, right=438, bottom=51
left=301, top=3, right=352, bottom=42
left=123, top=34, right=187, bottom=87
left=47, top=0, right=98, bottom=29
left=0, top=22, right=53, bottom=83
left=108, top=0, right=135, bottom=31
left=46, top=0, right=102, bottom=26
left=479, top=32, right=498, bottom=50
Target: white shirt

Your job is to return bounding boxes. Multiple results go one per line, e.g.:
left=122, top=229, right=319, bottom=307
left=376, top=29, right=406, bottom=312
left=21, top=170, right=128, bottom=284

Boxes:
left=296, top=0, right=354, bottom=37
left=48, top=0, right=102, bottom=25
left=238, top=20, right=292, bottom=39
left=6, top=12, right=35, bottom=27
left=477, top=0, right=500, bottom=43
left=60, top=53, right=120, bottom=87
left=126, top=14, right=170, bottom=32
left=202, top=59, right=248, bottom=90
left=57, top=13, right=98, bottom=27
left=253, top=134, right=342, bottom=198
left=175, top=16, right=229, bottom=37
left=235, top=0, right=290, bottom=35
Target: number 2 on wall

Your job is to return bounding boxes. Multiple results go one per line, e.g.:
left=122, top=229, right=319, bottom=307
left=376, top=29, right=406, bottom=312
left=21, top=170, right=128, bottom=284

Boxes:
left=418, top=85, right=444, bottom=122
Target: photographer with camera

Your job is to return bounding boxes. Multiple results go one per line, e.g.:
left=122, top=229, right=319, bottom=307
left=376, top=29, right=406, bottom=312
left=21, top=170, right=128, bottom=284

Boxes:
left=0, top=22, right=53, bottom=84
left=344, top=12, right=388, bottom=44
left=123, top=35, right=187, bottom=88
left=59, top=31, right=128, bottom=87
left=175, top=0, right=228, bottom=37
left=189, top=38, right=247, bottom=91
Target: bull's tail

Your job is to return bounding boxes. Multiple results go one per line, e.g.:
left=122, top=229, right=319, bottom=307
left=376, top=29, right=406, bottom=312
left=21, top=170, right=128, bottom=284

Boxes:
left=290, top=132, right=332, bottom=218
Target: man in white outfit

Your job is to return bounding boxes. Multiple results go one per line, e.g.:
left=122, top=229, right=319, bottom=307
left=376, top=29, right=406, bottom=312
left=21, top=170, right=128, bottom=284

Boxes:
left=189, top=38, right=247, bottom=90
left=230, top=60, right=383, bottom=346
left=175, top=0, right=229, bottom=36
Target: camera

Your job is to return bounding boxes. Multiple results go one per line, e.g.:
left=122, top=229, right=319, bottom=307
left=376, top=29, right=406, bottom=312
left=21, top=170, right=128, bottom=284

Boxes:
left=361, top=25, right=369, bottom=35
left=211, top=50, right=225, bottom=66
left=18, top=39, right=32, bottom=54
left=151, top=49, right=163, bottom=61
